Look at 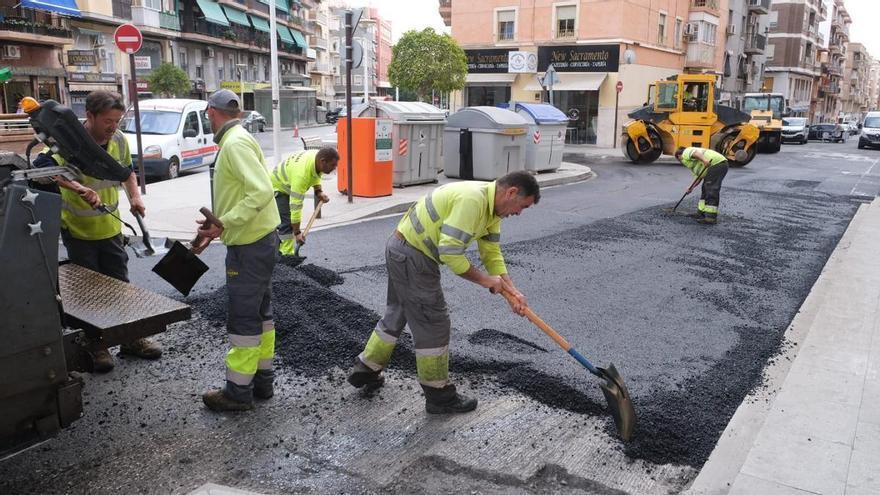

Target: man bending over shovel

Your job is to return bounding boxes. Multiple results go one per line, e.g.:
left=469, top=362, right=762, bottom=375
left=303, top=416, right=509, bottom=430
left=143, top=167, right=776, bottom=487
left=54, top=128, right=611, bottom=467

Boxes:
left=674, top=146, right=729, bottom=224
left=271, top=147, right=338, bottom=257
left=347, top=171, right=538, bottom=414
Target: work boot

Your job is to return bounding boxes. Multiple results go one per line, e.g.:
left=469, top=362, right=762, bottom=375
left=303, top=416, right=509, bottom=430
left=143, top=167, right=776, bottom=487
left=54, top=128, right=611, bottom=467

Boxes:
left=688, top=211, right=705, bottom=219
left=253, top=370, right=274, bottom=400
left=347, top=357, right=385, bottom=390
left=422, top=384, right=478, bottom=414
left=202, top=389, right=254, bottom=412
left=696, top=216, right=717, bottom=225
left=92, top=348, right=115, bottom=373
left=119, top=337, right=163, bottom=360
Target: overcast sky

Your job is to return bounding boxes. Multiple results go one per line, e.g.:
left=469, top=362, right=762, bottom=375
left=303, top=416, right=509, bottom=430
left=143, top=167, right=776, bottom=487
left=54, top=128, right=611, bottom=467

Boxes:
left=345, top=0, right=879, bottom=58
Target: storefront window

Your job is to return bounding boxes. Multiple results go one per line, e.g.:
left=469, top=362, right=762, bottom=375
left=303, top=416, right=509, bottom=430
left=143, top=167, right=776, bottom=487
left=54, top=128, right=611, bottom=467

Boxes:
left=5, top=81, right=33, bottom=114
left=555, top=90, right=599, bottom=144
left=466, top=86, right=510, bottom=107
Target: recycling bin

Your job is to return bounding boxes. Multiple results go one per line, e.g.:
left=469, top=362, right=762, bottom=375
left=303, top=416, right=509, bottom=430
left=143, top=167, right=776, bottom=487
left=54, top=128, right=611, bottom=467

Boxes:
left=443, top=106, right=528, bottom=180
left=352, top=101, right=446, bottom=186
left=502, top=102, right=568, bottom=172
left=336, top=117, right=393, bottom=198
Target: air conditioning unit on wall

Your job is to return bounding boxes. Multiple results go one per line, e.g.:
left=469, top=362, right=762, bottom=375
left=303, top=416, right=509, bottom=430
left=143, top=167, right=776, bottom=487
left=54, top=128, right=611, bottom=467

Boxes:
left=726, top=24, right=737, bottom=36
left=2, top=45, right=21, bottom=59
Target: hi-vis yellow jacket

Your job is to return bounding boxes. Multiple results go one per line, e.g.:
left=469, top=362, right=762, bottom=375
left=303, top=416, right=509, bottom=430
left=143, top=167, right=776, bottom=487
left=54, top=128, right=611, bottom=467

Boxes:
left=270, top=150, right=322, bottom=223
left=397, top=181, right=506, bottom=276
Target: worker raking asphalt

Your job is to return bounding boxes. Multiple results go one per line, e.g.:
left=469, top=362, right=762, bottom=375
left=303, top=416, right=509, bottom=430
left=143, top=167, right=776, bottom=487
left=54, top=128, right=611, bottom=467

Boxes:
left=190, top=183, right=857, bottom=469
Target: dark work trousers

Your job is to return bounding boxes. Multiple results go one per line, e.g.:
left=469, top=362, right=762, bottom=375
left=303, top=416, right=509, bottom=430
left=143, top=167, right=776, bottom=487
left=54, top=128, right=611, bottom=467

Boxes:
left=61, top=230, right=129, bottom=282
left=699, top=162, right=729, bottom=219
left=224, top=231, right=279, bottom=403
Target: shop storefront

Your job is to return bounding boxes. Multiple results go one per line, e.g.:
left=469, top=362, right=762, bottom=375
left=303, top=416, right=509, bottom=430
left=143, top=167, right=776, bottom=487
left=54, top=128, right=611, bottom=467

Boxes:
left=2, top=68, right=67, bottom=114
left=463, top=49, right=516, bottom=107
left=67, top=72, right=120, bottom=117
left=220, top=81, right=272, bottom=111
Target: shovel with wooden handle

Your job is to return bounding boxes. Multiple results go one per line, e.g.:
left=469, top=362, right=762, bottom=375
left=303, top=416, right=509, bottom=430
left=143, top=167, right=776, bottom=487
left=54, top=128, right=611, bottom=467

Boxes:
left=151, top=207, right=222, bottom=296
left=498, top=289, right=637, bottom=441
left=287, top=199, right=326, bottom=268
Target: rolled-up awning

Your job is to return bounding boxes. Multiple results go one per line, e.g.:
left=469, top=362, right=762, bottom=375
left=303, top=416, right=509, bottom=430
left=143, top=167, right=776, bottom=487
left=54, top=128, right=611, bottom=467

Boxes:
left=465, top=73, right=517, bottom=85
left=195, top=0, right=230, bottom=27
left=289, top=27, right=307, bottom=48
left=221, top=5, right=251, bottom=27
left=524, top=72, right=607, bottom=91
left=22, top=0, right=80, bottom=17
left=277, top=25, right=295, bottom=45
left=249, top=15, right=270, bottom=33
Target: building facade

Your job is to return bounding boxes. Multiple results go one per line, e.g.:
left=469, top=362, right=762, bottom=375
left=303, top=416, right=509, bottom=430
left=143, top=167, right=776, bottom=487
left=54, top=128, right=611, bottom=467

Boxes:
left=717, top=0, right=771, bottom=107
left=840, top=41, right=872, bottom=122
left=446, top=0, right=696, bottom=147
left=812, top=0, right=849, bottom=123
left=327, top=4, right=391, bottom=106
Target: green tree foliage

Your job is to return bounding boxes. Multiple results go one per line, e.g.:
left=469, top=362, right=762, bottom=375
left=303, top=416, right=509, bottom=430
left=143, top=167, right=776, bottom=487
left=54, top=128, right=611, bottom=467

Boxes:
left=388, top=28, right=466, bottom=102
left=146, top=63, right=191, bottom=98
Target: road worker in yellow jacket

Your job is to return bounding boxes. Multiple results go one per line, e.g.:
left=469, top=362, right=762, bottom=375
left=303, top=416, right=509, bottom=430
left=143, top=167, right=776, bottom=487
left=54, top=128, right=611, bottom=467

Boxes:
left=347, top=171, right=539, bottom=414
left=270, top=148, right=339, bottom=255
left=34, top=90, right=160, bottom=372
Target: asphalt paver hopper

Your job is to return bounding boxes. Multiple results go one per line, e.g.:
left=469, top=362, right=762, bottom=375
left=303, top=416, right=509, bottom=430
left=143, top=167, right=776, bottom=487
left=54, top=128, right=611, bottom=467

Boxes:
left=500, top=290, right=636, bottom=441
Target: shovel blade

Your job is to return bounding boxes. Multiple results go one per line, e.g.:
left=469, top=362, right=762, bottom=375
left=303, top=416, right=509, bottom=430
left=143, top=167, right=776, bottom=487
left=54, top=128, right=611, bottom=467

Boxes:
left=280, top=254, right=306, bottom=268
left=597, top=363, right=637, bottom=442
left=151, top=241, right=209, bottom=296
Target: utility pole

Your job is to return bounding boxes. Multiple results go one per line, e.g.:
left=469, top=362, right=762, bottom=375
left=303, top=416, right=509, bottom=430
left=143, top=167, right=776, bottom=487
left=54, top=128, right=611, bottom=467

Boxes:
left=345, top=11, right=353, bottom=203
left=270, top=0, right=280, bottom=164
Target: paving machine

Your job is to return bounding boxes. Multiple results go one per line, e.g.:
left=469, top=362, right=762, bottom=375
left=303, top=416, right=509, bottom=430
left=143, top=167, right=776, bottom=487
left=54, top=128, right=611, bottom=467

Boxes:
left=742, top=92, right=785, bottom=153
left=621, top=74, right=760, bottom=167
left=0, top=98, right=190, bottom=460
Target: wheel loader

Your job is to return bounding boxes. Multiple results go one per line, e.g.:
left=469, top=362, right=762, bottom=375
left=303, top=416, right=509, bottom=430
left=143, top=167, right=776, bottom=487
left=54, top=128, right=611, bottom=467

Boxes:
left=742, top=92, right=784, bottom=153
left=621, top=74, right=760, bottom=167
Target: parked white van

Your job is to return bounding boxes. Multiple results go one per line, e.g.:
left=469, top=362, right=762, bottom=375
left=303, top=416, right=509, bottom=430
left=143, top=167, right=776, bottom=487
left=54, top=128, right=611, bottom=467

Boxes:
left=859, top=111, right=880, bottom=150
left=120, top=99, right=218, bottom=180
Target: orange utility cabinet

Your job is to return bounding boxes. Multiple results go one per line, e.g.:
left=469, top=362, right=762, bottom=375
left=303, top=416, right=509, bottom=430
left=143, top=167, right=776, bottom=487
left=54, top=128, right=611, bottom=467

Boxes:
left=337, top=117, right=393, bottom=197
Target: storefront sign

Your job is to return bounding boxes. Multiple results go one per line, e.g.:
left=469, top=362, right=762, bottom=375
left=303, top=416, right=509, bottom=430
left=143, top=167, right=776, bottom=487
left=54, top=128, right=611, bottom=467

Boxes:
left=136, top=81, right=149, bottom=91
left=538, top=44, right=620, bottom=72
left=67, top=50, right=97, bottom=66
left=220, top=81, right=272, bottom=93
left=465, top=48, right=516, bottom=73
left=134, top=56, right=151, bottom=70
left=508, top=51, right=537, bottom=73
left=68, top=72, right=117, bottom=83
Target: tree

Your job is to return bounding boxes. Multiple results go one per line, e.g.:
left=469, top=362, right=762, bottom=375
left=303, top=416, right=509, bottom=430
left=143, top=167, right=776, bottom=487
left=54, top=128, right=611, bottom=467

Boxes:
left=146, top=63, right=191, bottom=98
left=388, top=28, right=467, bottom=102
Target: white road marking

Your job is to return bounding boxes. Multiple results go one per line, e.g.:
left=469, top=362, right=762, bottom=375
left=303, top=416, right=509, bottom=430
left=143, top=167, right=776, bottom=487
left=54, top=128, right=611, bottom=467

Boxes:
left=850, top=156, right=880, bottom=197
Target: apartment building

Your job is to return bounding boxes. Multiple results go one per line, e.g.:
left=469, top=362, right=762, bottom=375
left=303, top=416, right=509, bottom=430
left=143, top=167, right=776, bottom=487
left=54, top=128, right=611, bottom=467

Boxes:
left=717, top=0, right=771, bottom=106
left=764, top=0, right=827, bottom=117
left=445, top=0, right=694, bottom=147
left=327, top=4, right=392, bottom=105
left=812, top=0, right=849, bottom=123
left=308, top=0, right=334, bottom=106
left=841, top=42, right=872, bottom=121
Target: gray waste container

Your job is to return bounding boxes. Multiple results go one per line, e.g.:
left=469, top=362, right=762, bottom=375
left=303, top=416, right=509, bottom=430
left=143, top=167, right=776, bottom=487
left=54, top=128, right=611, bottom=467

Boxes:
left=504, top=103, right=568, bottom=172
left=353, top=101, right=446, bottom=186
left=443, top=106, right=528, bottom=180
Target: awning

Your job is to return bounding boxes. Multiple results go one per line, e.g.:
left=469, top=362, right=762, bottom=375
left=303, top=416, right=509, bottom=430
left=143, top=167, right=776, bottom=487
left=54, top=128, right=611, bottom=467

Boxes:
left=465, top=73, right=517, bottom=85
left=249, top=15, right=270, bottom=33
left=195, top=0, right=230, bottom=27
left=289, top=27, right=307, bottom=48
left=221, top=5, right=251, bottom=27
left=277, top=25, right=295, bottom=45
left=22, top=0, right=80, bottom=17
left=523, top=72, right=607, bottom=91
left=257, top=0, right=289, bottom=13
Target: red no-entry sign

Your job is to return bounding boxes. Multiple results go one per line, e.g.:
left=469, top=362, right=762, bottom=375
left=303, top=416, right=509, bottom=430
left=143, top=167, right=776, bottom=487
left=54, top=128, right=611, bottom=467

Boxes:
left=616, top=80, right=624, bottom=93
left=114, top=24, right=142, bottom=54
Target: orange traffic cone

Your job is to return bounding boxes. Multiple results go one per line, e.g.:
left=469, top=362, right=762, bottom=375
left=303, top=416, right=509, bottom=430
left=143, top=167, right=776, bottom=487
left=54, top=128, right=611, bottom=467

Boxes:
left=293, top=124, right=299, bottom=138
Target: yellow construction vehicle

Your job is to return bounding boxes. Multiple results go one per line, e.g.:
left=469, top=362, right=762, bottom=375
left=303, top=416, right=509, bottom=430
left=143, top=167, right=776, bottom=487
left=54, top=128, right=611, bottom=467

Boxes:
left=621, top=74, right=760, bottom=167
left=742, top=92, right=784, bottom=153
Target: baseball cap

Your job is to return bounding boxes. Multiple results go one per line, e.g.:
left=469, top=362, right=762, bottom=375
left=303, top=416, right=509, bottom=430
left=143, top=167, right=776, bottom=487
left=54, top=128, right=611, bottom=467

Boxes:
left=207, top=89, right=241, bottom=112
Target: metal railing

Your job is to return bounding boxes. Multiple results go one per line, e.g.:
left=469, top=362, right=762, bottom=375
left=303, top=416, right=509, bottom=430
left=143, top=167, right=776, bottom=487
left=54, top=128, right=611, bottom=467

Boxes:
left=112, top=0, right=131, bottom=20
left=0, top=16, right=72, bottom=39
left=313, top=37, right=328, bottom=49
left=744, top=32, right=766, bottom=52
left=748, top=0, right=770, bottom=10
left=691, top=0, right=719, bottom=10
left=160, top=12, right=180, bottom=31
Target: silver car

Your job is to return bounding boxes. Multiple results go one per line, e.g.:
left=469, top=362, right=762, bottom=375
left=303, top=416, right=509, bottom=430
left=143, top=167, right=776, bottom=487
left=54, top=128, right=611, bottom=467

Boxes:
left=781, top=117, right=808, bottom=144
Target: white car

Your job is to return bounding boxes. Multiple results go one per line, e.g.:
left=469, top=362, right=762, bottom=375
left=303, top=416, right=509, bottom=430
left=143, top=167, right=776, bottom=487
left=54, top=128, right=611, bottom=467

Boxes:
left=858, top=112, right=880, bottom=150
left=120, top=99, right=218, bottom=180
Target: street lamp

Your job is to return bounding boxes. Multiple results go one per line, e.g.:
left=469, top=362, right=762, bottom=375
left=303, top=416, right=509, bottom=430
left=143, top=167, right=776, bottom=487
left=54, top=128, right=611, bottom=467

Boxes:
left=236, top=63, right=248, bottom=110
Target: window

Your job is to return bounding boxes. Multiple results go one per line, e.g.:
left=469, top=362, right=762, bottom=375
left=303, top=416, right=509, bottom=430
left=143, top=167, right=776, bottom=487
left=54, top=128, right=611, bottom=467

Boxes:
left=183, top=112, right=200, bottom=135
left=497, top=9, right=515, bottom=41
left=656, top=82, right=678, bottom=109
left=556, top=5, right=576, bottom=39
left=144, top=0, right=162, bottom=10
left=674, top=18, right=682, bottom=48
left=658, top=13, right=667, bottom=45
left=196, top=66, right=203, bottom=78
left=201, top=110, right=212, bottom=134
left=218, top=67, right=224, bottom=80
left=682, top=82, right=709, bottom=112
left=702, top=23, right=717, bottom=45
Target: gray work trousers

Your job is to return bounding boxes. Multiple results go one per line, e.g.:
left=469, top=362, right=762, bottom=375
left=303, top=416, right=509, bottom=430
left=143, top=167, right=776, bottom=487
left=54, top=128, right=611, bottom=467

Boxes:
left=61, top=230, right=129, bottom=282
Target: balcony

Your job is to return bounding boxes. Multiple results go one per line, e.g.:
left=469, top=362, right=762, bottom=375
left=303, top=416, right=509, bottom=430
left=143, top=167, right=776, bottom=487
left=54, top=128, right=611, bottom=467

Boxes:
left=685, top=43, right=715, bottom=70
left=315, top=12, right=328, bottom=26
left=690, top=0, right=719, bottom=15
left=132, top=7, right=180, bottom=31
left=439, top=0, right=452, bottom=27
left=748, top=0, right=770, bottom=15
left=312, top=37, right=328, bottom=50
left=744, top=32, right=766, bottom=54
left=0, top=16, right=72, bottom=45
left=822, top=63, right=842, bottom=77
left=310, top=62, right=331, bottom=74
left=820, top=83, right=840, bottom=95
left=829, top=43, right=841, bottom=54
left=160, top=12, right=181, bottom=31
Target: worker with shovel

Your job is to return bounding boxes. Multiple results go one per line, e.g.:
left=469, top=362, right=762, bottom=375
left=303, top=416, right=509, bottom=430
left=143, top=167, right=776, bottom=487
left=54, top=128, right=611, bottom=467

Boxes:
left=192, top=90, right=281, bottom=412
left=347, top=171, right=538, bottom=414
left=271, top=147, right=339, bottom=258
left=34, top=90, right=161, bottom=372
left=674, top=146, right=729, bottom=224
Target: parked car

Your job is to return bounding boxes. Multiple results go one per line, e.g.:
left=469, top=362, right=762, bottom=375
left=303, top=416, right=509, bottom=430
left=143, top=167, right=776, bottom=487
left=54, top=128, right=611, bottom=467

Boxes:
left=858, top=112, right=880, bottom=149
left=807, top=123, right=846, bottom=142
left=242, top=111, right=266, bottom=133
left=325, top=107, right=341, bottom=124
left=120, top=99, right=217, bottom=181
left=781, top=117, right=809, bottom=144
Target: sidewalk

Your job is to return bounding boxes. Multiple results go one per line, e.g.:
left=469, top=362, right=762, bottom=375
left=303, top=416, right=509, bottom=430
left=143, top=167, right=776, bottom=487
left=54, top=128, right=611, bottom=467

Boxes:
left=687, top=198, right=880, bottom=495
left=119, top=162, right=593, bottom=241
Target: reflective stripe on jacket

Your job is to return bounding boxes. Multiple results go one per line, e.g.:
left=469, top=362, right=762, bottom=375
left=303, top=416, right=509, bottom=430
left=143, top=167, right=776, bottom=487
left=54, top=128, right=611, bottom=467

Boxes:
left=270, top=150, right=322, bottom=223
left=46, top=130, right=130, bottom=240
left=396, top=181, right=506, bottom=276
left=681, top=147, right=727, bottom=178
